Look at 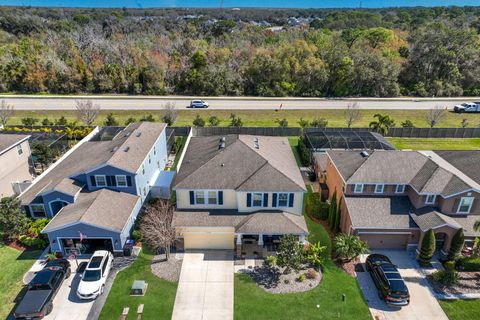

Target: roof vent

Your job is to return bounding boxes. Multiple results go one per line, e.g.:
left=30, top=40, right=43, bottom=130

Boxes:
left=123, top=146, right=130, bottom=152
left=112, top=146, right=119, bottom=152
left=254, top=142, right=260, bottom=149
left=360, top=151, right=369, bottom=158
left=220, top=136, right=226, bottom=142
left=219, top=142, right=226, bottom=149
left=124, top=132, right=131, bottom=137
left=253, top=137, right=259, bottom=143
left=136, top=132, right=142, bottom=137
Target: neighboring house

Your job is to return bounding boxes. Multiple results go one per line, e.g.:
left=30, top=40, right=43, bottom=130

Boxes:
left=323, top=149, right=480, bottom=255
left=172, top=135, right=308, bottom=257
left=0, top=134, right=32, bottom=198
left=19, top=122, right=168, bottom=256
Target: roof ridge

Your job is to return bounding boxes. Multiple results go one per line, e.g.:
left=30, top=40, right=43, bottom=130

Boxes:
left=346, top=150, right=376, bottom=182
left=234, top=160, right=269, bottom=190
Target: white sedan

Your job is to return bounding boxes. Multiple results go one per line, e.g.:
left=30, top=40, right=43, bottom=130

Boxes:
left=188, top=100, right=209, bottom=108
left=77, top=250, right=113, bottom=300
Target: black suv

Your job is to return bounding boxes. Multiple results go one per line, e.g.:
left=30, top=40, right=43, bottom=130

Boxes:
left=366, top=254, right=410, bottom=306
left=14, top=259, right=71, bottom=319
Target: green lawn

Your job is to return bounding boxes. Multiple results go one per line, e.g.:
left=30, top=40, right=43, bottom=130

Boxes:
left=439, top=299, right=480, bottom=320
left=288, top=137, right=302, bottom=167
left=0, top=245, right=41, bottom=319
left=387, top=137, right=480, bottom=150
left=7, top=109, right=480, bottom=128
left=99, top=249, right=177, bottom=320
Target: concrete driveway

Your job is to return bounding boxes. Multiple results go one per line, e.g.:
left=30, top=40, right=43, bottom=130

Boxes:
left=172, top=251, right=233, bottom=320
left=358, top=250, right=447, bottom=320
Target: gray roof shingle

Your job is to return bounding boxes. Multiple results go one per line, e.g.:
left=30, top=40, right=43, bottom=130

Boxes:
left=0, top=134, right=29, bottom=155
left=410, top=210, right=461, bottom=232
left=435, top=151, right=480, bottom=185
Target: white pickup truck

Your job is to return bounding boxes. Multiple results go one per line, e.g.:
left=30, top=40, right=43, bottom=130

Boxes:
left=453, top=102, right=480, bottom=113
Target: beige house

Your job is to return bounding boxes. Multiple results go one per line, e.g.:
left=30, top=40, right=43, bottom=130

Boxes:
left=320, top=149, right=480, bottom=256
left=172, top=135, right=308, bottom=257
left=0, top=134, right=32, bottom=198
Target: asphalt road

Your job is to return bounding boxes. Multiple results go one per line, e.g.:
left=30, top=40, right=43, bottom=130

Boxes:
left=1, top=95, right=477, bottom=110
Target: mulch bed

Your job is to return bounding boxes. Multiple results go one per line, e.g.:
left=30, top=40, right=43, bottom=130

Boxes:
left=428, top=271, right=480, bottom=295
left=151, top=253, right=183, bottom=282
left=337, top=260, right=364, bottom=277
left=242, top=264, right=322, bottom=294
left=3, top=238, right=29, bottom=251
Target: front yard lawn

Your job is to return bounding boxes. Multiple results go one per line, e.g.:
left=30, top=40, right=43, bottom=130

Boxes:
left=0, top=245, right=41, bottom=319
left=439, top=299, right=480, bottom=320
left=387, top=137, right=480, bottom=150
left=99, top=249, right=177, bottom=320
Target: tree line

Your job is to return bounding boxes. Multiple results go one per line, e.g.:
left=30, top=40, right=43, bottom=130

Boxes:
left=0, top=6, right=480, bottom=97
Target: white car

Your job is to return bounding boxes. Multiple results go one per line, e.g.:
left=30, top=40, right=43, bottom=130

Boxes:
left=188, top=100, right=209, bottom=108
left=77, top=250, right=113, bottom=300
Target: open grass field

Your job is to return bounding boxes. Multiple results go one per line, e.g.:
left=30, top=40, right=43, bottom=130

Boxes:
left=0, top=246, right=41, bottom=319
left=7, top=109, right=480, bottom=128
left=439, top=299, right=480, bottom=320
left=98, top=249, right=177, bottom=320
left=387, top=137, right=480, bottom=150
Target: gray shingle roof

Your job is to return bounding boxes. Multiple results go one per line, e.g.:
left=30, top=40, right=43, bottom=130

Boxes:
left=43, top=189, right=139, bottom=233
left=326, top=150, right=368, bottom=180
left=0, top=134, right=29, bottom=155
left=410, top=210, right=461, bottom=232
left=172, top=209, right=308, bottom=234
left=174, top=135, right=305, bottom=191
left=435, top=151, right=480, bottom=185
left=451, top=215, right=480, bottom=237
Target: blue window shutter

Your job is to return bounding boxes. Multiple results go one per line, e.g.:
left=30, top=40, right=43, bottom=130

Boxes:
left=272, top=193, right=277, bottom=207
left=246, top=193, right=252, bottom=207
left=106, top=176, right=113, bottom=187
left=189, top=191, right=194, bottom=205
left=90, top=175, right=96, bottom=187
left=218, top=191, right=223, bottom=205
left=126, top=176, right=132, bottom=186
left=111, top=176, right=117, bottom=187
left=263, top=193, right=268, bottom=207
left=288, top=193, right=294, bottom=207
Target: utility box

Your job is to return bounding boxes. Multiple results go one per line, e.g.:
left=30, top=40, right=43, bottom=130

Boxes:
left=130, top=280, right=148, bottom=296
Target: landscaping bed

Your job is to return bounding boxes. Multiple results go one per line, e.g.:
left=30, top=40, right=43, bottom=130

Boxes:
left=429, top=271, right=480, bottom=295
left=241, top=264, right=321, bottom=294
left=151, top=253, right=183, bottom=282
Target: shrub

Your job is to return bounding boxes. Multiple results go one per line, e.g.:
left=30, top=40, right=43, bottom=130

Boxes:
left=148, top=197, right=159, bottom=205
left=306, top=242, right=327, bottom=269
left=444, top=260, right=456, bottom=271
left=277, top=234, right=305, bottom=273
left=333, top=233, right=369, bottom=262
left=265, top=255, right=277, bottom=268
left=208, top=116, right=220, bottom=127
left=297, top=136, right=311, bottom=166
left=18, top=218, right=49, bottom=249
left=192, top=114, right=205, bottom=127
left=448, top=228, right=464, bottom=261
left=297, top=274, right=306, bottom=282
left=304, top=193, right=329, bottom=220
left=418, top=229, right=436, bottom=266
left=457, top=256, right=480, bottom=271
left=432, top=270, right=459, bottom=286
left=18, top=235, right=48, bottom=248
left=132, top=230, right=143, bottom=243
left=306, top=268, right=318, bottom=279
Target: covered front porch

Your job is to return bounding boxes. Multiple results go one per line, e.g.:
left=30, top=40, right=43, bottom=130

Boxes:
left=235, top=233, right=306, bottom=258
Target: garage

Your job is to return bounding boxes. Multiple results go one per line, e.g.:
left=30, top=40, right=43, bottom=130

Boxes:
left=183, top=227, right=234, bottom=250
left=61, top=238, right=114, bottom=255
left=359, top=232, right=410, bottom=249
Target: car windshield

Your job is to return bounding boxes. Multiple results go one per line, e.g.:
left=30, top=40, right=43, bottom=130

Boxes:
left=82, top=269, right=101, bottom=282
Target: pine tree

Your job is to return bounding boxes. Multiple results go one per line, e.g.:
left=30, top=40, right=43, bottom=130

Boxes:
left=419, top=229, right=436, bottom=266
left=448, top=228, right=464, bottom=261
left=329, top=191, right=337, bottom=229
left=334, top=198, right=342, bottom=232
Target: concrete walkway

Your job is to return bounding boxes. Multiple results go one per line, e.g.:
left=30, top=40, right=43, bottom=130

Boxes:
left=358, top=250, right=448, bottom=320
left=172, top=251, right=233, bottom=320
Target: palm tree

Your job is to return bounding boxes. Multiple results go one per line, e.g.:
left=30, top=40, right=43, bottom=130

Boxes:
left=369, top=113, right=395, bottom=135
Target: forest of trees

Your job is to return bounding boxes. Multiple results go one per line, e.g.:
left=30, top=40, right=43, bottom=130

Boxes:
left=0, top=6, right=480, bottom=97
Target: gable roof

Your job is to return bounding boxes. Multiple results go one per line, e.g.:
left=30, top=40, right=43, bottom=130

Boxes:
left=174, top=135, right=305, bottom=191
left=435, top=151, right=480, bottom=185
left=0, top=134, right=30, bottom=156
left=43, top=188, right=139, bottom=233
left=410, top=209, right=462, bottom=232
left=326, top=150, right=368, bottom=181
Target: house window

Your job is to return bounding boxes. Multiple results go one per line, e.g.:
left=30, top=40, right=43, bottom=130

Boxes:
left=374, top=184, right=384, bottom=194
left=143, top=187, right=147, bottom=196
left=95, top=175, right=107, bottom=187
left=457, top=197, right=474, bottom=214
left=208, top=191, right=217, bottom=205
left=425, top=194, right=436, bottom=205
left=278, top=193, right=289, bottom=207
left=30, top=204, right=46, bottom=218
left=395, top=184, right=405, bottom=193
left=195, top=191, right=205, bottom=204
left=252, top=193, right=263, bottom=207
left=148, top=155, right=151, bottom=164
left=354, top=184, right=363, bottom=193
left=154, top=147, right=156, bottom=155
left=116, top=175, right=128, bottom=187
left=16, top=144, right=23, bottom=155
left=142, top=165, right=145, bottom=175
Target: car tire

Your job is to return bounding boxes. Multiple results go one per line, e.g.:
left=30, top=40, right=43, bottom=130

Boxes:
left=100, top=284, right=105, bottom=295
left=66, top=267, right=71, bottom=279
left=45, top=302, right=53, bottom=315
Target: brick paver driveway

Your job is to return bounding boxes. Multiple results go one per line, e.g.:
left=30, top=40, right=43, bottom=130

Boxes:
left=172, top=251, right=233, bottom=320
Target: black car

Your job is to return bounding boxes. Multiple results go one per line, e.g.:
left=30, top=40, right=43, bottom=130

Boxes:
left=14, top=259, right=71, bottom=319
left=366, top=254, right=410, bottom=306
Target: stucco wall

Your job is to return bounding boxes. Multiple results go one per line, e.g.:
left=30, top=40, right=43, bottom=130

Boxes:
left=0, top=139, right=31, bottom=198
left=439, top=191, right=480, bottom=215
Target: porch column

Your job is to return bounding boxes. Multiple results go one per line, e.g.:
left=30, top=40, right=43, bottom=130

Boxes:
left=258, top=234, right=264, bottom=246
left=236, top=234, right=243, bottom=245
left=299, top=234, right=306, bottom=244
left=236, top=234, right=242, bottom=257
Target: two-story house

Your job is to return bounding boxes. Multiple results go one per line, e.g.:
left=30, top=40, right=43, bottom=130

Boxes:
left=0, top=134, right=32, bottom=198
left=323, top=149, right=480, bottom=255
left=19, top=122, right=168, bottom=255
left=172, top=135, right=308, bottom=257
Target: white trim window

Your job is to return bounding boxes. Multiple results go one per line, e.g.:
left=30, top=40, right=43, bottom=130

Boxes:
left=374, top=184, right=384, bottom=194
left=195, top=191, right=205, bottom=204
left=116, top=175, right=128, bottom=187
left=252, top=193, right=263, bottom=207
left=457, top=197, right=474, bottom=214
left=278, top=193, right=289, bottom=207
left=16, top=144, right=23, bottom=155
left=30, top=204, right=46, bottom=218
left=354, top=184, right=364, bottom=193
left=194, top=191, right=218, bottom=205
left=425, top=194, right=437, bottom=205
left=395, top=184, right=405, bottom=194
left=95, top=175, right=107, bottom=187
left=207, top=191, right=218, bottom=205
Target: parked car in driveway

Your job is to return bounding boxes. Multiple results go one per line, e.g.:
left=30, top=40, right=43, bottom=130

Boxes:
left=14, top=259, right=71, bottom=319
left=453, top=102, right=480, bottom=113
left=188, top=100, right=209, bottom=108
left=77, top=250, right=113, bottom=300
left=366, top=254, right=410, bottom=306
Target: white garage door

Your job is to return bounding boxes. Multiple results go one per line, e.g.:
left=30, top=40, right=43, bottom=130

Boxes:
left=183, top=228, right=234, bottom=250
left=359, top=233, right=410, bottom=249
